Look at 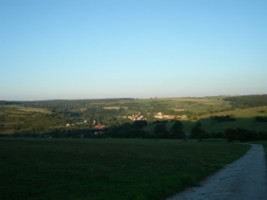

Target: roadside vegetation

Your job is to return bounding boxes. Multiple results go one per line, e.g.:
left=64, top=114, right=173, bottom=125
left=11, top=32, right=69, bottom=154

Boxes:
left=0, top=138, right=250, bottom=200
left=255, top=141, right=267, bottom=159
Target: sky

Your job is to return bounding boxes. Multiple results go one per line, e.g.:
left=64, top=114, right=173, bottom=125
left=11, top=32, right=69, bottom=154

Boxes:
left=1, top=0, right=267, bottom=100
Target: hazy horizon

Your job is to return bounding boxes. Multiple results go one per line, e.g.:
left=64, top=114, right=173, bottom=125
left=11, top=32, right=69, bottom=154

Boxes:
left=1, top=93, right=267, bottom=102
left=1, top=0, right=267, bottom=100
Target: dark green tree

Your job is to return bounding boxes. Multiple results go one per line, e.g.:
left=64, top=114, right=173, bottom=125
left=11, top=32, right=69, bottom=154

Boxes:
left=190, top=122, right=205, bottom=141
left=0, top=123, right=3, bottom=131
left=225, top=128, right=237, bottom=142
left=132, top=120, right=148, bottom=129
left=154, top=122, right=169, bottom=138
left=170, top=121, right=186, bottom=139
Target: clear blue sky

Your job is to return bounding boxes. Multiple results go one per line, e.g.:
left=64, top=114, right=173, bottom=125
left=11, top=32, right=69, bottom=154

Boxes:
left=1, top=0, right=267, bottom=100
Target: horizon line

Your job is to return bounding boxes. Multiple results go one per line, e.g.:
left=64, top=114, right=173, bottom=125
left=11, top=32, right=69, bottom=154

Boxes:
left=1, top=93, right=267, bottom=102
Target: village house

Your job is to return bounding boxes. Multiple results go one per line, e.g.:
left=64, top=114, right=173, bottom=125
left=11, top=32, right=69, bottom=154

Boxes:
left=94, top=124, right=106, bottom=130
left=123, top=113, right=146, bottom=121
left=154, top=112, right=187, bottom=120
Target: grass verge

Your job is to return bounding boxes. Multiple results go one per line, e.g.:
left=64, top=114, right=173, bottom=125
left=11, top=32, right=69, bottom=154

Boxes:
left=0, top=138, right=249, bottom=200
left=255, top=141, right=267, bottom=159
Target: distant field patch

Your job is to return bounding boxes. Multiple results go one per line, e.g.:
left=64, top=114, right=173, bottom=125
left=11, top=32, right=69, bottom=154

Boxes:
left=18, top=107, right=52, bottom=114
left=0, top=138, right=249, bottom=200
left=199, top=106, right=267, bottom=119
left=103, top=106, right=127, bottom=110
left=1, top=105, right=52, bottom=114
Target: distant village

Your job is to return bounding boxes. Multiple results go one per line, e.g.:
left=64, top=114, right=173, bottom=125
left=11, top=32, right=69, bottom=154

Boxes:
left=61, top=110, right=187, bottom=138
left=50, top=110, right=187, bottom=138
left=122, top=112, right=187, bottom=121
left=66, top=120, right=106, bottom=130
left=65, top=110, right=188, bottom=130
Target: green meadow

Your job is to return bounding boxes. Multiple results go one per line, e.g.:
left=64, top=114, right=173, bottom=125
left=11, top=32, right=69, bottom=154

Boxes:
left=0, top=138, right=249, bottom=200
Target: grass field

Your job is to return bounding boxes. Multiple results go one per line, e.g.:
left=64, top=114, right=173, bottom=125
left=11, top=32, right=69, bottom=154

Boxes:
left=199, top=117, right=267, bottom=133
left=198, top=106, right=267, bottom=119
left=0, top=138, right=249, bottom=200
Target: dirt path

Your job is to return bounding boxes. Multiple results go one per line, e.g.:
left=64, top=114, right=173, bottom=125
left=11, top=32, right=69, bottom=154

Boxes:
left=167, top=144, right=267, bottom=200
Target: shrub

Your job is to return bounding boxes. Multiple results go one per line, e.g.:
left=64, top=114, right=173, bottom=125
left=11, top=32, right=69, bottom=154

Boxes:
left=210, top=115, right=236, bottom=123
left=255, top=116, right=267, bottom=122
left=225, top=128, right=259, bottom=142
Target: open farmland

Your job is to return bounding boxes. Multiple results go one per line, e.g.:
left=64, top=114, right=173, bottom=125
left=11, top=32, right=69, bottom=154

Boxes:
left=0, top=138, right=249, bottom=200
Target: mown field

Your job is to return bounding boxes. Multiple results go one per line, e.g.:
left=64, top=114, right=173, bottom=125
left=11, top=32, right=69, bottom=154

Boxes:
left=0, top=138, right=250, bottom=200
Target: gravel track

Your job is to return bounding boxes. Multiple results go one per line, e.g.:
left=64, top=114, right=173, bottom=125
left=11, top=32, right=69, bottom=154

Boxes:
left=167, top=144, right=267, bottom=200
